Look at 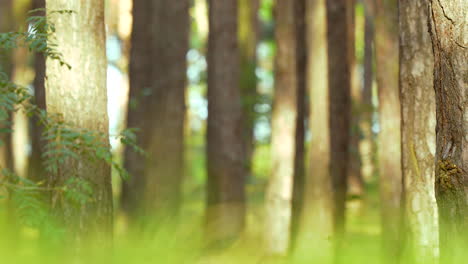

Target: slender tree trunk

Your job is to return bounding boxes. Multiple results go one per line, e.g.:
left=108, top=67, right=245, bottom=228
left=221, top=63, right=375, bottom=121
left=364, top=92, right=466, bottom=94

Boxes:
left=238, top=0, right=259, bottom=180
left=264, top=0, right=297, bottom=255
left=45, top=0, right=112, bottom=240
left=375, top=0, right=403, bottom=260
left=206, top=0, right=246, bottom=245
left=28, top=0, right=46, bottom=183
left=120, top=0, right=152, bottom=220
left=326, top=0, right=351, bottom=237
left=290, top=0, right=307, bottom=252
left=399, top=1, right=439, bottom=263
left=121, top=0, right=189, bottom=226
left=428, top=1, right=468, bottom=263
left=293, top=0, right=334, bottom=262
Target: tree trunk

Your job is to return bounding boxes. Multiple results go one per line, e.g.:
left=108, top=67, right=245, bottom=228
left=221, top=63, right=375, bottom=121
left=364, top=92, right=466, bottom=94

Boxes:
left=28, top=0, right=46, bottom=183
left=399, top=1, right=439, bottom=263
left=206, top=0, right=246, bottom=245
left=326, top=0, right=351, bottom=237
left=428, top=1, right=468, bottom=263
left=45, top=0, right=112, bottom=240
left=121, top=0, right=189, bottom=226
left=238, top=0, right=259, bottom=180
left=293, top=0, right=334, bottom=262
left=120, top=0, right=152, bottom=220
left=264, top=0, right=297, bottom=255
left=374, top=0, right=403, bottom=260
left=290, top=0, right=307, bottom=252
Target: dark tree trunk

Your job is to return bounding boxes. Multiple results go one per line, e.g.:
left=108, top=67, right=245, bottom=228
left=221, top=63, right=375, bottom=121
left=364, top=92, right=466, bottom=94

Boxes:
left=400, top=0, right=439, bottom=263
left=428, top=0, right=468, bottom=263
left=375, top=0, right=403, bottom=261
left=206, top=0, right=246, bottom=245
left=326, top=0, right=351, bottom=237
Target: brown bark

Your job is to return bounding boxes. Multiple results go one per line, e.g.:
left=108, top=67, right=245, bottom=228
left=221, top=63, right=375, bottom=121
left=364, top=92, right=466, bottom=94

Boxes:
left=45, top=0, right=112, bottom=240
left=399, top=0, right=439, bottom=263
left=206, top=0, right=246, bottom=245
left=291, top=0, right=307, bottom=252
left=293, top=0, right=334, bottom=262
left=375, top=0, right=403, bottom=260
left=326, top=0, right=351, bottom=237
left=121, top=0, right=189, bottom=225
left=264, top=0, right=297, bottom=255
left=239, top=0, right=259, bottom=179
left=428, top=0, right=468, bottom=263
left=28, top=0, right=46, bottom=183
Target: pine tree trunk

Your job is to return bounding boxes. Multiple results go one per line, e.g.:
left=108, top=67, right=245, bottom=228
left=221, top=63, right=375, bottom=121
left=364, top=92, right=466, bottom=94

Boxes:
left=326, top=0, right=351, bottom=237
left=264, top=0, right=297, bottom=255
left=375, top=0, right=403, bottom=260
left=293, top=0, right=334, bottom=262
left=399, top=1, right=439, bottom=263
left=428, top=1, right=468, bottom=263
left=206, top=0, right=246, bottom=245
left=239, top=0, right=259, bottom=180
left=45, top=0, right=112, bottom=240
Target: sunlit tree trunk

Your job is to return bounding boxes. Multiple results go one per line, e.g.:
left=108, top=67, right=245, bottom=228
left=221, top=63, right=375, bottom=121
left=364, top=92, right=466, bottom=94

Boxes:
left=293, top=0, right=334, bottom=262
left=206, top=0, right=246, bottom=245
left=264, top=0, right=297, bottom=255
left=327, top=0, right=351, bottom=238
left=238, top=0, right=259, bottom=179
left=375, top=0, right=403, bottom=260
left=399, top=1, right=439, bottom=263
left=428, top=1, right=468, bottom=263
left=45, top=0, right=112, bottom=239
left=122, top=0, right=189, bottom=225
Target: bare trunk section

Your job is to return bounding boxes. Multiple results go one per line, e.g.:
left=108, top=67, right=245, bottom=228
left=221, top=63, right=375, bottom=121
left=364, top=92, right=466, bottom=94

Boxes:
left=264, top=0, right=297, bottom=255
left=206, top=0, right=246, bottom=245
left=375, top=0, right=403, bottom=260
left=428, top=1, right=468, bottom=263
left=327, top=0, right=351, bottom=237
left=238, top=0, right=259, bottom=180
left=28, top=0, right=46, bottom=183
left=293, top=0, right=334, bottom=262
left=399, top=1, right=439, bottom=263
left=45, top=0, right=112, bottom=240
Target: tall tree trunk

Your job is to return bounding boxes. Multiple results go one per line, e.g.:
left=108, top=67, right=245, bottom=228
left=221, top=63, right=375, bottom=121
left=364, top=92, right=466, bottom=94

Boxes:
left=347, top=0, right=365, bottom=198
left=293, top=0, right=334, bottom=262
left=28, top=0, right=46, bottom=183
left=374, top=0, right=403, bottom=260
left=400, top=1, right=439, bottom=263
left=326, top=0, right=351, bottom=237
left=428, top=1, right=468, bottom=263
left=206, top=0, right=245, bottom=245
left=238, top=0, right=259, bottom=180
left=120, top=0, right=152, bottom=220
left=45, top=0, right=112, bottom=240
left=264, top=0, right=297, bottom=255
left=291, top=0, right=307, bottom=252
left=121, top=0, right=189, bottom=225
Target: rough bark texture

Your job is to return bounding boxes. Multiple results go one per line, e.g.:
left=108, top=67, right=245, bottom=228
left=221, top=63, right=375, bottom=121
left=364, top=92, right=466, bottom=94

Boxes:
left=293, top=0, right=334, bottom=262
left=206, top=0, right=246, bottom=245
left=326, top=0, right=351, bottom=237
left=239, top=0, right=259, bottom=179
left=28, top=0, right=46, bottom=183
left=120, top=0, right=152, bottom=219
left=347, top=0, right=365, bottom=198
left=399, top=1, right=439, bottom=263
left=375, top=0, right=403, bottom=260
left=290, top=0, right=307, bottom=252
left=264, top=0, right=297, bottom=255
left=428, top=1, right=468, bottom=263
left=45, top=0, right=112, bottom=239
left=121, top=0, right=189, bottom=225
